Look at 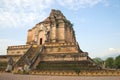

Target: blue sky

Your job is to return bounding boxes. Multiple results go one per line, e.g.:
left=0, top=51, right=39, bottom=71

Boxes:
left=0, top=0, right=120, bottom=59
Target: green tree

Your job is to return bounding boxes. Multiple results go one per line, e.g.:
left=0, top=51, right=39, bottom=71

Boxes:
left=105, top=57, right=114, bottom=69
left=93, top=57, right=103, bottom=65
left=115, top=55, right=120, bottom=69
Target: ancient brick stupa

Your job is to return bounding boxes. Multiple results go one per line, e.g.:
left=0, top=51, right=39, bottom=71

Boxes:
left=7, top=9, right=101, bottom=72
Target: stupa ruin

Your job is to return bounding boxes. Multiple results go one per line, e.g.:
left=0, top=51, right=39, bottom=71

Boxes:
left=6, top=9, right=101, bottom=72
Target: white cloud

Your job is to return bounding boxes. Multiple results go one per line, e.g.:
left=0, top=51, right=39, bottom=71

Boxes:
left=98, top=48, right=120, bottom=59
left=108, top=48, right=120, bottom=54
left=109, top=48, right=117, bottom=52
left=0, top=0, right=54, bottom=55
left=0, top=39, right=24, bottom=55
left=0, top=0, right=54, bottom=28
left=0, top=0, right=109, bottom=28
left=57, top=0, right=108, bottom=10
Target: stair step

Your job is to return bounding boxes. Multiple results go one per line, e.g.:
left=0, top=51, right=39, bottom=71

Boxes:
left=14, top=45, right=43, bottom=70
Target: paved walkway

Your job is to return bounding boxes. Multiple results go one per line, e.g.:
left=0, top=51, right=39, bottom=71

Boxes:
left=0, top=73, right=120, bottom=80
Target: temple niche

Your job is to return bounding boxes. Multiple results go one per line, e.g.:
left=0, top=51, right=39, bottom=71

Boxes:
left=6, top=9, right=101, bottom=72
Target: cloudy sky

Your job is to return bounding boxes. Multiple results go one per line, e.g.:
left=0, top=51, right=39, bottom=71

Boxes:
left=0, top=0, right=120, bottom=59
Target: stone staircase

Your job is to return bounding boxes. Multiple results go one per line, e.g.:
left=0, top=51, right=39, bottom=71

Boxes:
left=30, top=45, right=43, bottom=69
left=14, top=45, right=43, bottom=71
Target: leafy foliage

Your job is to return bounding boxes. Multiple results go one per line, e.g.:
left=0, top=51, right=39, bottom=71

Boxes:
left=93, top=57, right=103, bottom=65
left=0, top=61, right=8, bottom=70
left=114, top=55, right=120, bottom=69
left=105, top=57, right=114, bottom=68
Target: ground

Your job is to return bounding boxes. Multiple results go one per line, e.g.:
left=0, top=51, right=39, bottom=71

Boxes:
left=0, top=73, right=120, bottom=80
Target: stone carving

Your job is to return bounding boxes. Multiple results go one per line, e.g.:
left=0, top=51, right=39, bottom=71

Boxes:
left=5, top=57, right=14, bottom=72
left=24, top=57, right=31, bottom=72
left=45, top=28, right=50, bottom=41
left=25, top=56, right=31, bottom=65
left=34, top=24, right=50, bottom=43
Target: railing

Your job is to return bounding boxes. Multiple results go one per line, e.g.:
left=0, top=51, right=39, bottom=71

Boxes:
left=8, top=45, right=30, bottom=49
left=30, top=45, right=43, bottom=69
left=14, top=45, right=33, bottom=66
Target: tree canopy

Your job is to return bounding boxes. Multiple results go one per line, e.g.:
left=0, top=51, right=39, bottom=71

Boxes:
left=105, top=57, right=114, bottom=68
left=114, top=55, right=120, bottom=69
left=93, top=57, right=103, bottom=65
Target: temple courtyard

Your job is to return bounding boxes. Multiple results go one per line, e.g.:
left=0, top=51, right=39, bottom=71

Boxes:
left=0, top=73, right=120, bottom=80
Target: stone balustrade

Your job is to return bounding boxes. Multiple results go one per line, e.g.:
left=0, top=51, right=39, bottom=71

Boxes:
left=44, top=42, right=77, bottom=47
left=8, top=45, right=30, bottom=50
left=29, top=70, right=120, bottom=76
